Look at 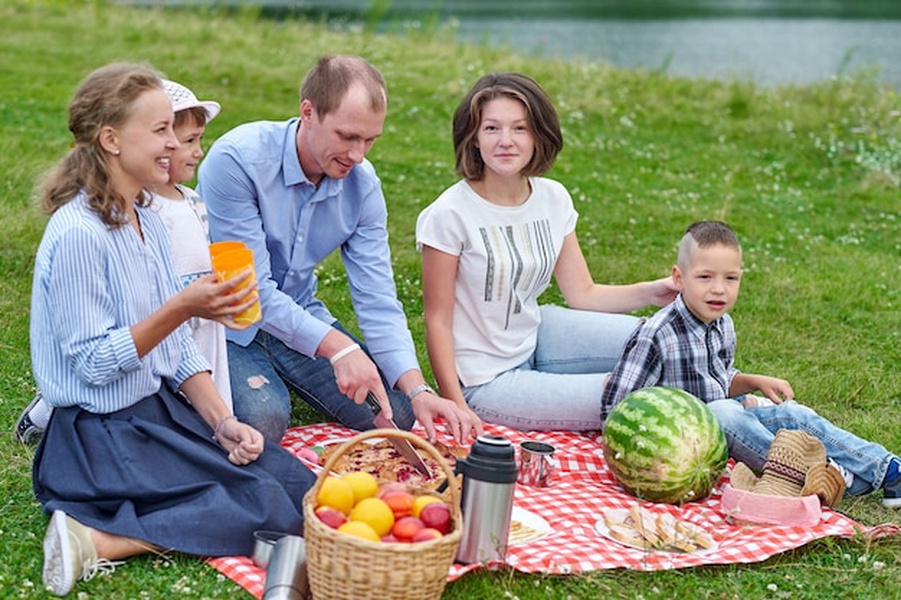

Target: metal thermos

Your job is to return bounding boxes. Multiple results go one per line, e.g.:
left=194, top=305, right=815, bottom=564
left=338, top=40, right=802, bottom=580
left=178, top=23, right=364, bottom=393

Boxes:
left=262, top=534, right=309, bottom=600
left=454, top=434, right=518, bottom=564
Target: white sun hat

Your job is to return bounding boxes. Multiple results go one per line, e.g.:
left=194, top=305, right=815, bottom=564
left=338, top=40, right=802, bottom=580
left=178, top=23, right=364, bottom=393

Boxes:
left=162, top=79, right=221, bottom=122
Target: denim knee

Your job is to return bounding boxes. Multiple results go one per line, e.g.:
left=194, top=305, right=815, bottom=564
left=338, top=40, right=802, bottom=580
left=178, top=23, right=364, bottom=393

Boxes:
left=227, top=340, right=292, bottom=443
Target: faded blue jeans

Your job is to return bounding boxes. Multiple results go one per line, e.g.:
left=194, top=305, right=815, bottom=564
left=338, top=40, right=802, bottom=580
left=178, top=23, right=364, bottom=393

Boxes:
left=462, top=305, right=640, bottom=431
left=707, top=398, right=893, bottom=496
left=226, top=326, right=414, bottom=443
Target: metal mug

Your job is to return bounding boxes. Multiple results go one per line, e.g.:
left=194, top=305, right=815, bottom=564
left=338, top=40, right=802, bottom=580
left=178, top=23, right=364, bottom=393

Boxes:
left=518, top=440, right=556, bottom=487
left=252, top=530, right=287, bottom=570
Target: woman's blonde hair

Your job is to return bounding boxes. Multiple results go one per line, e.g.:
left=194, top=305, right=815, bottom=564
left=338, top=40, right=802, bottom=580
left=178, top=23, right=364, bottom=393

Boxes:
left=40, top=62, right=164, bottom=228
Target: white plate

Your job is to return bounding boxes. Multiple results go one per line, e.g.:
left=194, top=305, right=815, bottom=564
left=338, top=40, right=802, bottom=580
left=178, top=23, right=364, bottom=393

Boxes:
left=594, top=508, right=718, bottom=554
left=508, top=507, right=551, bottom=545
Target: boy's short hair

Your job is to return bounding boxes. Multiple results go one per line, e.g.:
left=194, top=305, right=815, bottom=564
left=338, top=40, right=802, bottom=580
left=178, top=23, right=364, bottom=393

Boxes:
left=677, top=220, right=741, bottom=268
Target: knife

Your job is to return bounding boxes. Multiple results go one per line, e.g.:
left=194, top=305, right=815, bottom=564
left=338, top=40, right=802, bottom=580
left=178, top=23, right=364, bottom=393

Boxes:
left=365, top=392, right=432, bottom=479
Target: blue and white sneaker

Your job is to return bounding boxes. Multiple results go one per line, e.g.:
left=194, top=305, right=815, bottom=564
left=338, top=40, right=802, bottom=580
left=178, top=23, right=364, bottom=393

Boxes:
left=883, top=478, right=901, bottom=508
left=14, top=392, right=45, bottom=445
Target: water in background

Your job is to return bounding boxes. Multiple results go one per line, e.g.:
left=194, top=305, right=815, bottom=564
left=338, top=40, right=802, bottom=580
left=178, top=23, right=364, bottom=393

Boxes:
left=454, top=17, right=901, bottom=88
left=127, top=0, right=901, bottom=88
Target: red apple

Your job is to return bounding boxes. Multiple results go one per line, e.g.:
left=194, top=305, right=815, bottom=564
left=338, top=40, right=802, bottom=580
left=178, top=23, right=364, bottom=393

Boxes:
left=412, top=527, right=443, bottom=543
left=315, top=505, right=347, bottom=529
left=380, top=533, right=400, bottom=543
left=419, top=502, right=452, bottom=534
left=392, top=516, right=425, bottom=542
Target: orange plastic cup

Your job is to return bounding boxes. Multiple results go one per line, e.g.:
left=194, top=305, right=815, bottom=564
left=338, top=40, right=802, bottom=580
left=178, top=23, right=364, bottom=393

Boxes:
left=209, top=241, right=246, bottom=260
left=210, top=247, right=262, bottom=326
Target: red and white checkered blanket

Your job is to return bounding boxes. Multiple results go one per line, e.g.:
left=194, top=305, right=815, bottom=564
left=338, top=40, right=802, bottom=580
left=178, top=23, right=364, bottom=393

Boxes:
left=209, top=423, right=899, bottom=598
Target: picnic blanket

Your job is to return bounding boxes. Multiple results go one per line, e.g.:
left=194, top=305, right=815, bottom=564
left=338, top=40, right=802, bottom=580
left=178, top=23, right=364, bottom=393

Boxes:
left=209, top=422, right=899, bottom=598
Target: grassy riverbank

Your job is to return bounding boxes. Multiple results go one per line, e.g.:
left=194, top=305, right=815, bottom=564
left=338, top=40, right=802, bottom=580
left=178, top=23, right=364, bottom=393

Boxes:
left=2, top=1, right=900, bottom=597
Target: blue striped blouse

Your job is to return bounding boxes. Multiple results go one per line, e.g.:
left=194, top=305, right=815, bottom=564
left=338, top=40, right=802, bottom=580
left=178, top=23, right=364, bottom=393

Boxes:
left=30, top=193, right=210, bottom=414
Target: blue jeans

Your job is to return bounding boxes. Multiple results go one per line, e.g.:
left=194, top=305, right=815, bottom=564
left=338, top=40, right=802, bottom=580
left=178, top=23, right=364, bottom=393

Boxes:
left=707, top=398, right=893, bottom=496
left=227, top=327, right=414, bottom=442
left=463, top=305, right=640, bottom=431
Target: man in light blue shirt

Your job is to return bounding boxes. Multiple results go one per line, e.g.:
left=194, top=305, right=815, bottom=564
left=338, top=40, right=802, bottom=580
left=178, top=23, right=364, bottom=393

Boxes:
left=198, top=55, right=481, bottom=444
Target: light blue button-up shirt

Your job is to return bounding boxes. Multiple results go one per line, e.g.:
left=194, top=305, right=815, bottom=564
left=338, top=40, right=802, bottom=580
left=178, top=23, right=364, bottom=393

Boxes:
left=198, top=118, right=417, bottom=388
left=30, top=193, right=210, bottom=413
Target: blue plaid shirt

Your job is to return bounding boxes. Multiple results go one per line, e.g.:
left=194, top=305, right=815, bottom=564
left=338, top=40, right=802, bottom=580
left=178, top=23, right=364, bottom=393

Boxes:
left=600, top=294, right=739, bottom=422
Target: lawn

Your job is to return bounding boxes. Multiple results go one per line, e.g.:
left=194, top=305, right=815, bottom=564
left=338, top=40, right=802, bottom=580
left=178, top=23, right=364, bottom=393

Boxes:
left=1, top=1, right=899, bottom=598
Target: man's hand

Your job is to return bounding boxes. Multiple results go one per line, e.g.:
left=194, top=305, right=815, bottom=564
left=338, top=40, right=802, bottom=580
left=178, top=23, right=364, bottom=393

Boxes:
left=332, top=348, right=393, bottom=420
left=215, top=417, right=265, bottom=465
left=411, top=391, right=483, bottom=445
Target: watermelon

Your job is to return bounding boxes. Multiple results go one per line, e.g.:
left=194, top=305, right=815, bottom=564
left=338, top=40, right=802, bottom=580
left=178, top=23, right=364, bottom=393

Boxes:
left=603, top=386, right=728, bottom=504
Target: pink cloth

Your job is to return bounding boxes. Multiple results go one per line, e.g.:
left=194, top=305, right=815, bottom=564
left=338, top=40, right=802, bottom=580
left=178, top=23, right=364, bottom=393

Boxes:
left=720, top=484, right=822, bottom=527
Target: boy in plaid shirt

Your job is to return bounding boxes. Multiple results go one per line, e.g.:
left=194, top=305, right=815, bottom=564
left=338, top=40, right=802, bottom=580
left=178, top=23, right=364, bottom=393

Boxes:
left=600, top=220, right=901, bottom=507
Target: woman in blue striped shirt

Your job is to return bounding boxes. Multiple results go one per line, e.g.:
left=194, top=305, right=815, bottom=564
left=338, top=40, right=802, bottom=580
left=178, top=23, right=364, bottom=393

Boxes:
left=30, top=63, right=315, bottom=597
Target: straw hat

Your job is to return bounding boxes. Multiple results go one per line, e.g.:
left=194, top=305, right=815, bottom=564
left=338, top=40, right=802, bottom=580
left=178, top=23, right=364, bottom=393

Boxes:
left=730, top=429, right=846, bottom=508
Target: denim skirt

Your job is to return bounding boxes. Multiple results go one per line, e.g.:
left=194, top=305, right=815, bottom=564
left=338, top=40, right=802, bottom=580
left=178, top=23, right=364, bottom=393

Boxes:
left=32, top=385, right=315, bottom=557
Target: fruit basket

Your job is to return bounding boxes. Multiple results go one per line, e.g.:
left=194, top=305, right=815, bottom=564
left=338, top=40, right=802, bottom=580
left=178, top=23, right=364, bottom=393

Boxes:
left=302, top=428, right=463, bottom=600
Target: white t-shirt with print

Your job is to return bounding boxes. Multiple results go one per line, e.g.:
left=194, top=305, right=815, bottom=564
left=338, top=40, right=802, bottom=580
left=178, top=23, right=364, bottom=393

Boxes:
left=151, top=185, right=232, bottom=409
left=416, top=177, right=577, bottom=387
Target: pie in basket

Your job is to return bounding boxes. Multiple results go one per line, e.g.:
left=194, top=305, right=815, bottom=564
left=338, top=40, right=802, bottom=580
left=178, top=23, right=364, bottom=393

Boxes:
left=317, top=438, right=467, bottom=492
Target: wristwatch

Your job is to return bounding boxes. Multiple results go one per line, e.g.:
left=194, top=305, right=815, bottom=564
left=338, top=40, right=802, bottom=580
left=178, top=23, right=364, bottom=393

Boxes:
left=406, top=383, right=435, bottom=402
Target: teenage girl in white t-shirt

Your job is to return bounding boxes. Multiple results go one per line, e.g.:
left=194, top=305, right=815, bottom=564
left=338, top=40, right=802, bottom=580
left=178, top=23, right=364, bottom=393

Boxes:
left=416, top=72, right=678, bottom=431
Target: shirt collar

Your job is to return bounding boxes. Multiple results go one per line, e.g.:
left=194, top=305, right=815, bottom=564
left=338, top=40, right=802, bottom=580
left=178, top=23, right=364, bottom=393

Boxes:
left=674, top=293, right=725, bottom=337
left=282, top=119, right=308, bottom=187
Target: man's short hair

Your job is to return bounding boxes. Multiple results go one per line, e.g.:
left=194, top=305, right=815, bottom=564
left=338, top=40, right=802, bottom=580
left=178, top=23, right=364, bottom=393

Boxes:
left=300, top=55, right=386, bottom=119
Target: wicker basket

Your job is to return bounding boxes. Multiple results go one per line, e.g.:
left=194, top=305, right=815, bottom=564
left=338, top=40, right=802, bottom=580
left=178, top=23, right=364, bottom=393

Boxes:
left=302, top=428, right=463, bottom=600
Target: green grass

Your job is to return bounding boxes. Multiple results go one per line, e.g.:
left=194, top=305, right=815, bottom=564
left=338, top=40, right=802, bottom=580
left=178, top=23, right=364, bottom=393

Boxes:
left=2, top=1, right=900, bottom=598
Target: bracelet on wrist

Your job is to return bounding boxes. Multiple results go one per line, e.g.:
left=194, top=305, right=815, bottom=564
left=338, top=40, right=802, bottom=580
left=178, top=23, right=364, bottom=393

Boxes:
left=406, top=383, right=436, bottom=403
left=212, top=414, right=237, bottom=441
left=329, top=343, right=361, bottom=366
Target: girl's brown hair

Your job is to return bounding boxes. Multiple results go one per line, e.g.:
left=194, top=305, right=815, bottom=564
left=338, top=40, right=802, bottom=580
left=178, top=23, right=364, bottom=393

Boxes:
left=452, top=72, right=563, bottom=181
left=40, top=62, right=164, bottom=228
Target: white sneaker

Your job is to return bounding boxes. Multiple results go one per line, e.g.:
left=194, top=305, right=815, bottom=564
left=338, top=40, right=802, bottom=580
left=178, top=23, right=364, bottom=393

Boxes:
left=42, top=511, right=122, bottom=596
left=828, top=459, right=854, bottom=489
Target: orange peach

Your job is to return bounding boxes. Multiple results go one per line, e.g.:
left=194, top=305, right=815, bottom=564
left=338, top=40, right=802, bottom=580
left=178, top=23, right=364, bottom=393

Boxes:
left=381, top=490, right=416, bottom=520
left=392, top=516, right=425, bottom=542
left=377, top=482, right=407, bottom=498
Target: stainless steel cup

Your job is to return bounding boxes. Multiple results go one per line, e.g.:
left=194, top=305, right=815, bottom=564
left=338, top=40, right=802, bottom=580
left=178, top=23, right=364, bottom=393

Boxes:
left=252, top=530, right=287, bottom=570
left=263, top=534, right=309, bottom=600
left=518, top=440, right=556, bottom=487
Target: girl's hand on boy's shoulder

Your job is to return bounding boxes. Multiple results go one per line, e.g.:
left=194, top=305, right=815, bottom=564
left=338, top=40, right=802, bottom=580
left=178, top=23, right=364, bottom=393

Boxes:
left=648, top=276, right=679, bottom=307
